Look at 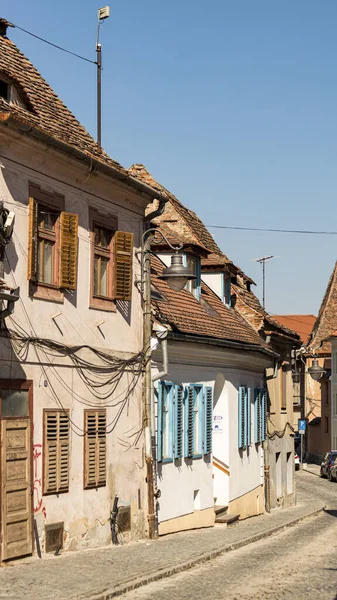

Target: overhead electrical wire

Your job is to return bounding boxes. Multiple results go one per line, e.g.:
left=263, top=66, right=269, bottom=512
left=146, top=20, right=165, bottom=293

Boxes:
left=205, top=224, right=337, bottom=236
left=11, top=22, right=97, bottom=65
left=5, top=251, right=144, bottom=438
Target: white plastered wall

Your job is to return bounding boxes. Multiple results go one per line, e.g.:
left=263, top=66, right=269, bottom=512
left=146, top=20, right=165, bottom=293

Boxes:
left=0, top=131, right=149, bottom=550
left=152, top=341, right=269, bottom=529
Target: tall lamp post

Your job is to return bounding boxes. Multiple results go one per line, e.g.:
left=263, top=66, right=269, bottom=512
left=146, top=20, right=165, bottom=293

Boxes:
left=141, top=228, right=195, bottom=539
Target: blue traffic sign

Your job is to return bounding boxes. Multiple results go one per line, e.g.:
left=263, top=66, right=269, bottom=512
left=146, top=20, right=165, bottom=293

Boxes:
left=298, top=419, right=306, bottom=433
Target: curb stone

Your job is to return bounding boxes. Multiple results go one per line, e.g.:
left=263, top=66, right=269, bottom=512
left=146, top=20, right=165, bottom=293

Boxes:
left=89, top=504, right=325, bottom=600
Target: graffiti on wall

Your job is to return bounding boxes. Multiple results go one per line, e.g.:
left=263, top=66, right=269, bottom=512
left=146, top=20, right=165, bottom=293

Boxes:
left=33, top=443, right=46, bottom=518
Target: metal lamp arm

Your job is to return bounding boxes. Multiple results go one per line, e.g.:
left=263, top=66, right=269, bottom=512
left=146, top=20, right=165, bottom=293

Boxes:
left=142, top=228, right=183, bottom=251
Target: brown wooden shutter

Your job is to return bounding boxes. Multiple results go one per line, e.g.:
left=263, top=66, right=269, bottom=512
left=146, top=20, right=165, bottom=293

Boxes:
left=43, top=411, right=69, bottom=494
left=114, top=231, right=134, bottom=301
left=59, top=413, right=70, bottom=492
left=84, top=410, right=106, bottom=489
left=97, top=412, right=106, bottom=486
left=27, top=197, right=38, bottom=281
left=59, top=212, right=78, bottom=289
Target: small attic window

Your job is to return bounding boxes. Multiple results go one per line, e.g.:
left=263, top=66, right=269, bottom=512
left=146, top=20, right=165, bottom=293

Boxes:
left=0, top=73, right=30, bottom=110
left=0, top=79, right=8, bottom=101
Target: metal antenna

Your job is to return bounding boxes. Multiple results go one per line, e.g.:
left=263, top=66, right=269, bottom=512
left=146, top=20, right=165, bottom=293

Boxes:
left=253, top=255, right=276, bottom=311
left=96, top=6, right=110, bottom=151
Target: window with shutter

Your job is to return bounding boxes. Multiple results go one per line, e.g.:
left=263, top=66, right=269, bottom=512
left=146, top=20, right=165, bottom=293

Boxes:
left=247, top=387, right=252, bottom=447
left=28, top=184, right=78, bottom=299
left=114, top=231, right=134, bottom=301
left=59, top=212, right=78, bottom=289
left=89, top=211, right=134, bottom=310
left=254, top=388, right=262, bottom=444
left=261, top=388, right=267, bottom=442
left=254, top=387, right=267, bottom=443
left=203, top=386, right=213, bottom=455
left=185, top=386, right=194, bottom=458
left=43, top=410, right=70, bottom=495
left=238, top=386, right=246, bottom=449
left=174, top=385, right=184, bottom=459
left=27, top=197, right=38, bottom=282
left=157, top=382, right=174, bottom=463
left=84, top=410, right=106, bottom=489
left=184, top=385, right=202, bottom=459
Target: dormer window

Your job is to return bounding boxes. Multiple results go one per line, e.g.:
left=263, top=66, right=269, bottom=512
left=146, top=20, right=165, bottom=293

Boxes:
left=184, top=254, right=201, bottom=300
left=223, top=273, right=231, bottom=307
left=0, top=73, right=30, bottom=110
left=0, top=79, right=8, bottom=101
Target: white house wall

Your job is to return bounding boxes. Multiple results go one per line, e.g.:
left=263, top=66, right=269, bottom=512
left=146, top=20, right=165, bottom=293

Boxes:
left=152, top=341, right=271, bottom=533
left=201, top=272, right=223, bottom=300
left=0, top=131, right=149, bottom=551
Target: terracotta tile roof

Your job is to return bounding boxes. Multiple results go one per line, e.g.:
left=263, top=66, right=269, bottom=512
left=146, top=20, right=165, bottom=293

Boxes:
left=128, top=165, right=298, bottom=344
left=232, top=283, right=300, bottom=341
left=308, top=261, right=337, bottom=354
left=272, top=314, right=316, bottom=345
left=151, top=254, right=273, bottom=352
left=0, top=22, right=128, bottom=174
left=129, top=164, right=231, bottom=257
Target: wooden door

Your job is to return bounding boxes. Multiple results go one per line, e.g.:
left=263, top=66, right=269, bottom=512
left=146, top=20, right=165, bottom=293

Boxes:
left=1, top=418, right=32, bottom=560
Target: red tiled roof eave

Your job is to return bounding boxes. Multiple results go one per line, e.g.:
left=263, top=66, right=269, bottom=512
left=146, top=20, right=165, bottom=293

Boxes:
left=151, top=254, right=274, bottom=355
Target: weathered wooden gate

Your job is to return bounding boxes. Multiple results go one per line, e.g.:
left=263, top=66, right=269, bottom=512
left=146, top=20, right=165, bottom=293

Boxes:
left=0, top=385, right=33, bottom=561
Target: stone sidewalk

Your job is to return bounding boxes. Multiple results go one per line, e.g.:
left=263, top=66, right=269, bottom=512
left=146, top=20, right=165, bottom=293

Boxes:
left=0, top=472, right=329, bottom=600
left=302, top=462, right=321, bottom=477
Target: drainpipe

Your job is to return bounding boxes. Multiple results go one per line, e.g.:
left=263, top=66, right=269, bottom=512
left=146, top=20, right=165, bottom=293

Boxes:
left=151, top=333, right=169, bottom=535
left=143, top=199, right=167, bottom=540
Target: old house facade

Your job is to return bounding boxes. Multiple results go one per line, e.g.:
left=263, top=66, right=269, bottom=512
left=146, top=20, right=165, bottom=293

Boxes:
left=129, top=165, right=277, bottom=531
left=130, top=162, right=300, bottom=514
left=305, top=263, right=337, bottom=460
left=0, top=20, right=166, bottom=559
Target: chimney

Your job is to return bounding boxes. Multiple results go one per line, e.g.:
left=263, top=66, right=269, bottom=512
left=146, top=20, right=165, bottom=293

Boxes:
left=0, top=19, right=14, bottom=38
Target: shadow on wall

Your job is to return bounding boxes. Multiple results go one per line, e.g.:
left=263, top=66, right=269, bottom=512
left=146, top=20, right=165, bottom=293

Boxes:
left=213, top=373, right=226, bottom=435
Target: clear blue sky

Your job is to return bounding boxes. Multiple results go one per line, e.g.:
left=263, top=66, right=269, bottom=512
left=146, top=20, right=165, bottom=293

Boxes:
left=2, top=0, right=337, bottom=316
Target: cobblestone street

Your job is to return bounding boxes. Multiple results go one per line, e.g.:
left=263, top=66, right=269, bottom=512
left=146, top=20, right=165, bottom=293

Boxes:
left=0, top=470, right=336, bottom=599
left=123, top=502, right=337, bottom=600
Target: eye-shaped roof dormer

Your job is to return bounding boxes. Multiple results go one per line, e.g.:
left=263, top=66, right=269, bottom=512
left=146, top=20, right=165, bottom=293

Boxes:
left=0, top=71, right=31, bottom=111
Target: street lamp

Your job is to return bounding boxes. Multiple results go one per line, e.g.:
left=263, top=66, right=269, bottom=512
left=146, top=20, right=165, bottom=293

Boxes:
left=141, top=228, right=195, bottom=539
left=307, top=358, right=325, bottom=382
left=159, top=253, right=195, bottom=292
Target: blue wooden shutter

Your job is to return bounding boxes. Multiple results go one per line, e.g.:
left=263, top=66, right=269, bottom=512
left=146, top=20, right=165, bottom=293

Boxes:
left=254, top=388, right=259, bottom=443
left=261, top=388, right=266, bottom=441
left=161, top=382, right=174, bottom=462
left=238, top=386, right=246, bottom=448
left=203, top=386, right=213, bottom=454
left=157, top=383, right=164, bottom=462
left=174, top=385, right=184, bottom=459
left=185, top=386, right=194, bottom=458
left=247, top=387, right=251, bottom=446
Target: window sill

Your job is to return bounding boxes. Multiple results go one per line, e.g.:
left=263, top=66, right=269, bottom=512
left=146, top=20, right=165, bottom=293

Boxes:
left=89, top=298, right=116, bottom=313
left=43, top=489, right=69, bottom=497
left=84, top=483, right=106, bottom=490
left=29, top=282, right=64, bottom=303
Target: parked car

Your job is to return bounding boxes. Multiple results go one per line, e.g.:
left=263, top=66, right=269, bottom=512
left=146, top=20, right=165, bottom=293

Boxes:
left=329, top=458, right=337, bottom=482
left=320, top=451, right=337, bottom=478
left=294, top=454, right=300, bottom=471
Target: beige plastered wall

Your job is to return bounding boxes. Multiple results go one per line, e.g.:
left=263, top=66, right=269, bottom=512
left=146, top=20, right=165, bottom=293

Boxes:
left=228, top=484, right=264, bottom=519
left=0, top=131, right=151, bottom=552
